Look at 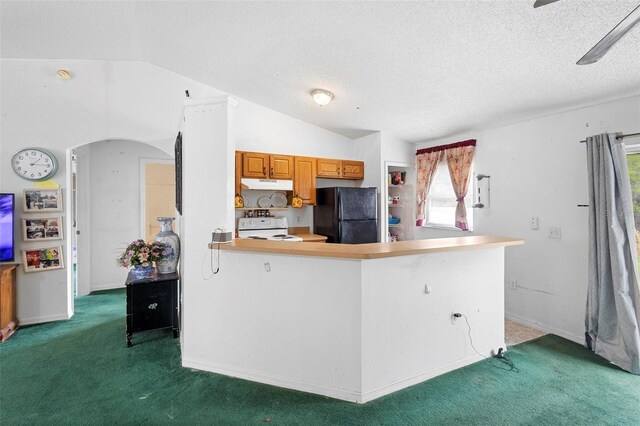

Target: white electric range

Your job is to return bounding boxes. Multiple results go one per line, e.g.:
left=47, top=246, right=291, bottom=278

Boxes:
left=237, top=217, right=303, bottom=242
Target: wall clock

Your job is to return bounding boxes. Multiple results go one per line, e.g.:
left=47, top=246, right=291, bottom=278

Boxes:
left=11, top=148, right=58, bottom=181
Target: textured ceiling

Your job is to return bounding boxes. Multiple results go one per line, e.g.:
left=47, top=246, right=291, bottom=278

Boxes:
left=2, top=1, right=640, bottom=142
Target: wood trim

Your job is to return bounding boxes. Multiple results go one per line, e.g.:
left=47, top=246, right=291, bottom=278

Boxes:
left=235, top=152, right=243, bottom=195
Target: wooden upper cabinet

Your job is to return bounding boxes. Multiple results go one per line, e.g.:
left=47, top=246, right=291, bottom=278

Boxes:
left=316, top=158, right=342, bottom=178
left=269, top=155, right=294, bottom=179
left=241, top=152, right=293, bottom=179
left=294, top=157, right=317, bottom=205
left=316, top=158, right=364, bottom=180
left=242, top=152, right=269, bottom=178
left=342, top=160, right=364, bottom=180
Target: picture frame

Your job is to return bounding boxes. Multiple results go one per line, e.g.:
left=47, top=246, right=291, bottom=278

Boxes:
left=22, top=216, right=63, bottom=242
left=22, top=246, right=64, bottom=273
left=23, top=189, right=63, bottom=212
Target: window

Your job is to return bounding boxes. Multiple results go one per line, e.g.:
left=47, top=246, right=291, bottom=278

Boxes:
left=424, top=160, right=474, bottom=230
left=625, top=145, right=640, bottom=261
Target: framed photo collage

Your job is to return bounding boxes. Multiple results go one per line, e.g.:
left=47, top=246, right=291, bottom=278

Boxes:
left=21, top=189, right=64, bottom=273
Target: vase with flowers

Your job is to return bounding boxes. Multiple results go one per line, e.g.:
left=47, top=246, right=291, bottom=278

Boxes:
left=117, top=239, right=168, bottom=279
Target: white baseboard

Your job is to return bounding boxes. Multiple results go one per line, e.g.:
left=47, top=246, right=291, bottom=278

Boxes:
left=360, top=349, right=494, bottom=403
left=19, top=312, right=71, bottom=326
left=91, top=283, right=125, bottom=292
left=184, top=346, right=499, bottom=404
left=182, top=357, right=362, bottom=403
left=505, top=312, right=583, bottom=345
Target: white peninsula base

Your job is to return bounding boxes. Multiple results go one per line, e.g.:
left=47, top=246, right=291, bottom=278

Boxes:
left=182, top=238, right=519, bottom=403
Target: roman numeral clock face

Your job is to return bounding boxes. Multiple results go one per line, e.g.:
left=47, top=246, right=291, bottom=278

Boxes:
left=11, top=148, right=58, bottom=181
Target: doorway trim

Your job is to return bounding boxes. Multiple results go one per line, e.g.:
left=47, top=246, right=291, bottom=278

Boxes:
left=65, top=148, right=75, bottom=315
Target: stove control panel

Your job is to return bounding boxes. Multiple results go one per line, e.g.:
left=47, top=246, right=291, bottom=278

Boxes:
left=238, top=217, right=288, bottom=231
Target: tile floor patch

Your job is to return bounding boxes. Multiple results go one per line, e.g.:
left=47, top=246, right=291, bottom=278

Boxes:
left=505, top=319, right=545, bottom=346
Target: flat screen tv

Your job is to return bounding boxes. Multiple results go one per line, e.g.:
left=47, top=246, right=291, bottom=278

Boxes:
left=0, top=193, right=15, bottom=262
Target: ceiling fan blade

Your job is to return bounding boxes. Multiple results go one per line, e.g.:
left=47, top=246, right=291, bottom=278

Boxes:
left=577, top=4, right=640, bottom=65
left=533, top=0, right=560, bottom=8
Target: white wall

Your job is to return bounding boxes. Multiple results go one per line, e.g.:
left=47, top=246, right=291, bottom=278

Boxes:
left=0, top=59, right=207, bottom=322
left=381, top=131, right=415, bottom=169
left=235, top=100, right=355, bottom=159
left=234, top=106, right=358, bottom=231
left=0, top=58, right=354, bottom=324
left=85, top=139, right=171, bottom=291
left=415, top=95, right=640, bottom=343
left=352, top=131, right=415, bottom=241
left=234, top=102, right=359, bottom=231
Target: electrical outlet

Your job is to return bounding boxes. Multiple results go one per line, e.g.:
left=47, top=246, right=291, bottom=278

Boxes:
left=507, top=279, right=517, bottom=290
left=264, top=262, right=271, bottom=272
left=296, top=216, right=301, bottom=224
left=548, top=226, right=562, bottom=239
left=530, top=216, right=539, bottom=230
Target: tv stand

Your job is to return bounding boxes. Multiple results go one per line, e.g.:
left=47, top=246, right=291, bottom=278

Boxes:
left=0, top=264, right=19, bottom=343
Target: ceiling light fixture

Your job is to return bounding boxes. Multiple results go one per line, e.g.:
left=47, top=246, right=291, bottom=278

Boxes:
left=56, top=69, right=72, bottom=80
left=311, top=89, right=334, bottom=106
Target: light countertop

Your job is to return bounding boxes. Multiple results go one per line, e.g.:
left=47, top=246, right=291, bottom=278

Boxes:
left=210, top=236, right=523, bottom=259
left=294, top=233, right=327, bottom=242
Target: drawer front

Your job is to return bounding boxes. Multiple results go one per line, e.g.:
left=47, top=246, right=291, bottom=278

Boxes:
left=128, top=282, right=175, bottom=333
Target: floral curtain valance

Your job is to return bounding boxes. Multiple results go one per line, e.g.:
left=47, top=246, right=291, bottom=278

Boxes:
left=416, top=139, right=476, bottom=229
left=416, top=139, right=477, bottom=155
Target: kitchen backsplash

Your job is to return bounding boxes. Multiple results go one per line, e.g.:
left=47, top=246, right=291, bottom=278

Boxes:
left=235, top=190, right=313, bottom=229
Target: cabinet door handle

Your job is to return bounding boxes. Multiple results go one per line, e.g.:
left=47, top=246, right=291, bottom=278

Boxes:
left=263, top=166, right=267, bottom=176
left=270, top=167, right=274, bottom=176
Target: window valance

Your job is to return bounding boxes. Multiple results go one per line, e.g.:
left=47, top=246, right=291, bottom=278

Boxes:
left=416, top=139, right=476, bottom=156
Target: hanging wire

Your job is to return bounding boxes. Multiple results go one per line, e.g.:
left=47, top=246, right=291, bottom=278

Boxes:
left=460, top=313, right=520, bottom=373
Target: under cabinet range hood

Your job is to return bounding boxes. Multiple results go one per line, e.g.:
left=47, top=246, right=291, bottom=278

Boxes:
left=241, top=178, right=293, bottom=191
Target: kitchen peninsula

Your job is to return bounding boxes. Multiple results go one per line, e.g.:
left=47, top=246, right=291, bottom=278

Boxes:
left=183, top=236, right=523, bottom=403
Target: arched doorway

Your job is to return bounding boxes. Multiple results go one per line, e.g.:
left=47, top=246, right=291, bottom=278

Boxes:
left=67, top=139, right=175, bottom=300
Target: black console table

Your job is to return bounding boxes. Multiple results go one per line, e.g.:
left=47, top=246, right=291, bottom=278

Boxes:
left=125, top=269, right=179, bottom=347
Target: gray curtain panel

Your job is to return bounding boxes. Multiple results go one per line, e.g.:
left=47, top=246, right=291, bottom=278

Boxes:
left=586, top=133, right=640, bottom=374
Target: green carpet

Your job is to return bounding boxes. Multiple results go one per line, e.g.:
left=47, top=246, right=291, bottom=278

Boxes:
left=1, top=289, right=638, bottom=425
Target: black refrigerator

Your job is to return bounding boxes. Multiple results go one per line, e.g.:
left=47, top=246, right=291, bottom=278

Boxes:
left=314, top=187, right=378, bottom=244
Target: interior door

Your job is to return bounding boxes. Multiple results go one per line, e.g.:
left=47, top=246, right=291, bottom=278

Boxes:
left=144, top=162, right=176, bottom=242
